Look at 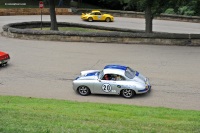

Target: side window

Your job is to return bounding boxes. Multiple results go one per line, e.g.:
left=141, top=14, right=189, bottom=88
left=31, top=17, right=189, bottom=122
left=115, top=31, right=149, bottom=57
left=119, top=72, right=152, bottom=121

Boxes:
left=102, top=74, right=111, bottom=80
left=115, top=75, right=125, bottom=81
left=125, top=70, right=134, bottom=79
left=102, top=74, right=125, bottom=81
left=94, top=12, right=101, bottom=15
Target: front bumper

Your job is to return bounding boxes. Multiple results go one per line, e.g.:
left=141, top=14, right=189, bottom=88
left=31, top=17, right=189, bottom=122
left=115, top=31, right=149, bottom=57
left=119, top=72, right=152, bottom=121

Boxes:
left=0, top=59, right=9, bottom=65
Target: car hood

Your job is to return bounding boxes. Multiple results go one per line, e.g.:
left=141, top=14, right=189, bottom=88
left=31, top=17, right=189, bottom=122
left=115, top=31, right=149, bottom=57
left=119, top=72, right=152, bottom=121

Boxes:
left=76, top=70, right=101, bottom=80
left=0, top=51, right=10, bottom=60
left=0, top=51, right=7, bottom=56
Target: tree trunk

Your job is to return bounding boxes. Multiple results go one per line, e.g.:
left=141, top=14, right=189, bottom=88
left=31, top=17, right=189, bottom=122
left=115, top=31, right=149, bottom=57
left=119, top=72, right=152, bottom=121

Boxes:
left=49, top=0, right=58, bottom=31
left=145, top=3, right=153, bottom=33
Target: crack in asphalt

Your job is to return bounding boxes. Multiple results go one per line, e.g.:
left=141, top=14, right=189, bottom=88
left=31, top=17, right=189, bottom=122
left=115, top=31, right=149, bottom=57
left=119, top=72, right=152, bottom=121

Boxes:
left=155, top=89, right=200, bottom=95
left=57, top=78, right=73, bottom=81
left=89, top=59, right=101, bottom=69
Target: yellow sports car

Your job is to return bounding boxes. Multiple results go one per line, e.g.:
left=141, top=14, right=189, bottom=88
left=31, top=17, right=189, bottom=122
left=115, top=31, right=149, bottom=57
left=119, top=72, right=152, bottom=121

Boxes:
left=81, top=10, right=114, bottom=22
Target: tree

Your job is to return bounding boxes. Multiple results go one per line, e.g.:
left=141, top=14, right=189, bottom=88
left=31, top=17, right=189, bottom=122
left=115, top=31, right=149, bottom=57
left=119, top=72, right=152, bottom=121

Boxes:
left=127, top=0, right=200, bottom=33
left=49, top=0, right=58, bottom=30
left=127, top=0, right=170, bottom=33
left=144, top=0, right=153, bottom=33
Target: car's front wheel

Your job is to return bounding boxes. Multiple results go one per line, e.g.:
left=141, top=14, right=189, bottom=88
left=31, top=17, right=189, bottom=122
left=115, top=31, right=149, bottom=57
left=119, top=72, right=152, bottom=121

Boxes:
left=88, top=17, right=93, bottom=22
left=105, top=17, right=111, bottom=22
left=77, top=86, right=91, bottom=96
left=0, top=62, right=7, bottom=67
left=121, top=89, right=135, bottom=98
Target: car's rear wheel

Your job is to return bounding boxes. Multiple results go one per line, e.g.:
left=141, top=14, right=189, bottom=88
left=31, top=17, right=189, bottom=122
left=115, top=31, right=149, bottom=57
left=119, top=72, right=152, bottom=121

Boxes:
left=88, top=17, right=93, bottom=22
left=105, top=17, right=111, bottom=22
left=121, top=89, right=135, bottom=98
left=77, top=86, right=90, bottom=96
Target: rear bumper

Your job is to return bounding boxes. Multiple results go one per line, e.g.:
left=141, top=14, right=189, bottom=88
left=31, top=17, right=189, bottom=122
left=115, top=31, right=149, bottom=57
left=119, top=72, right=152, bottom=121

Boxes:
left=138, top=85, right=151, bottom=93
left=137, top=78, right=151, bottom=94
left=81, top=16, right=88, bottom=20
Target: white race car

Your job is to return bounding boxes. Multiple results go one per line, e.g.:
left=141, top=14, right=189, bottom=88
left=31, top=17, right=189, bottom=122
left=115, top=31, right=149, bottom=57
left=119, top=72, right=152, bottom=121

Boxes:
left=73, top=65, right=151, bottom=98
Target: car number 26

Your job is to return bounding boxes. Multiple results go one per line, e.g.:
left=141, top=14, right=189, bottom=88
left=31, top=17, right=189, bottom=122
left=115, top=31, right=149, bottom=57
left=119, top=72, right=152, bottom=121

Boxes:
left=102, top=84, right=112, bottom=93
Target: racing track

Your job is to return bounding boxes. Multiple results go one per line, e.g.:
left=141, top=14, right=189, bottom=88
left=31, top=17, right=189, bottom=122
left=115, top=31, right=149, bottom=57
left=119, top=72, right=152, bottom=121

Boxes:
left=0, top=15, right=200, bottom=110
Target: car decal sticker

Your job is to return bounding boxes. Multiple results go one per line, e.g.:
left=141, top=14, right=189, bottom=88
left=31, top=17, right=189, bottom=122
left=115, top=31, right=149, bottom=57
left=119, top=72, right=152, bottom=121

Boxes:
left=104, top=65, right=127, bottom=70
left=136, top=71, right=139, bottom=76
left=117, top=85, right=121, bottom=88
left=111, top=90, right=116, bottom=93
left=102, top=84, right=112, bottom=93
left=85, top=72, right=97, bottom=76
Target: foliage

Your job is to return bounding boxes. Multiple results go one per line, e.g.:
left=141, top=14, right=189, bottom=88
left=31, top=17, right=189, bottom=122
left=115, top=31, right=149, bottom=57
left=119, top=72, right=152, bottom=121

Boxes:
left=164, top=0, right=200, bottom=16
left=164, top=8, right=175, bottom=15
left=81, top=0, right=200, bottom=16
left=178, top=6, right=195, bottom=16
left=0, top=96, right=200, bottom=132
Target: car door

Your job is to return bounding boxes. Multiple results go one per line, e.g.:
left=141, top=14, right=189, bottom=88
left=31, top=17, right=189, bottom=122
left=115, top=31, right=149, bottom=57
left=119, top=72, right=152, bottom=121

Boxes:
left=93, top=12, right=102, bottom=21
left=92, top=79, right=119, bottom=95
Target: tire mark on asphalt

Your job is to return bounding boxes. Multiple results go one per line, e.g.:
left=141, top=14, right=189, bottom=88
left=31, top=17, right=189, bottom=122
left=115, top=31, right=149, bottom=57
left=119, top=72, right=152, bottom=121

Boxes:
left=89, top=59, right=101, bottom=69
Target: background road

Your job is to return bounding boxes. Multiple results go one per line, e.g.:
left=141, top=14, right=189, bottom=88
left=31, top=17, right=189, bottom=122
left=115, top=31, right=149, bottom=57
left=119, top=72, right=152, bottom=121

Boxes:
left=0, top=15, right=200, bottom=110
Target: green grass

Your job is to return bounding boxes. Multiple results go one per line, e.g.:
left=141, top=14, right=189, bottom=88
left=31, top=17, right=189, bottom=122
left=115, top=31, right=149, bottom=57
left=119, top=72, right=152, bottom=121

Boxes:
left=0, top=96, right=199, bottom=133
left=34, top=27, right=112, bottom=32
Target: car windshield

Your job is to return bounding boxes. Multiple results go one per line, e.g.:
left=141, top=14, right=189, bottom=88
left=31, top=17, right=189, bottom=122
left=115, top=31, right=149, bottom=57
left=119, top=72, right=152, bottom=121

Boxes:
left=125, top=67, right=136, bottom=79
left=98, top=71, right=104, bottom=79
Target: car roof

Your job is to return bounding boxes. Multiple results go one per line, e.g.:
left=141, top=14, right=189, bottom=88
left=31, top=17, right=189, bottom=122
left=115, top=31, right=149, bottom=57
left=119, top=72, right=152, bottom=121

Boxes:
left=103, top=69, right=125, bottom=76
left=103, top=65, right=128, bottom=76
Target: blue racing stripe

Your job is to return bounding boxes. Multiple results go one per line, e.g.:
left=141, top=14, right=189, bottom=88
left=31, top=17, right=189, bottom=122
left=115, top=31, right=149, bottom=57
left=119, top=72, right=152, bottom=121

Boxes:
left=85, top=72, right=97, bottom=76
left=104, top=65, right=127, bottom=70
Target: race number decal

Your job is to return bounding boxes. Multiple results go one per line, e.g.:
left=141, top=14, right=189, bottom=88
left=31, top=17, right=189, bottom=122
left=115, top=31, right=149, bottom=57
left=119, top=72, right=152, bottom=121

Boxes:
left=102, top=84, right=112, bottom=93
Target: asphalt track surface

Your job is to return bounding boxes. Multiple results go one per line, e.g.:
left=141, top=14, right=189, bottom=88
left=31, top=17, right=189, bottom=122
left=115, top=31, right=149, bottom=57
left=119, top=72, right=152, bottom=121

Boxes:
left=0, top=15, right=200, bottom=110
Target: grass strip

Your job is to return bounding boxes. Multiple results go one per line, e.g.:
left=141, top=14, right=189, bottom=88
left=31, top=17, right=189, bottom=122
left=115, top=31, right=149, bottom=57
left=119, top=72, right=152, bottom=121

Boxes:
left=0, top=96, right=199, bottom=133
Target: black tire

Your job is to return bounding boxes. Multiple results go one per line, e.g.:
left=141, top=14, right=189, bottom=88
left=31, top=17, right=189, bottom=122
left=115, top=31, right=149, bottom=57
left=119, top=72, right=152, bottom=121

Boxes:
left=105, top=17, right=111, bottom=22
left=0, top=62, right=7, bottom=67
left=88, top=17, right=93, bottom=22
left=121, top=89, right=135, bottom=98
left=77, top=86, right=90, bottom=96
left=3, top=62, right=7, bottom=66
